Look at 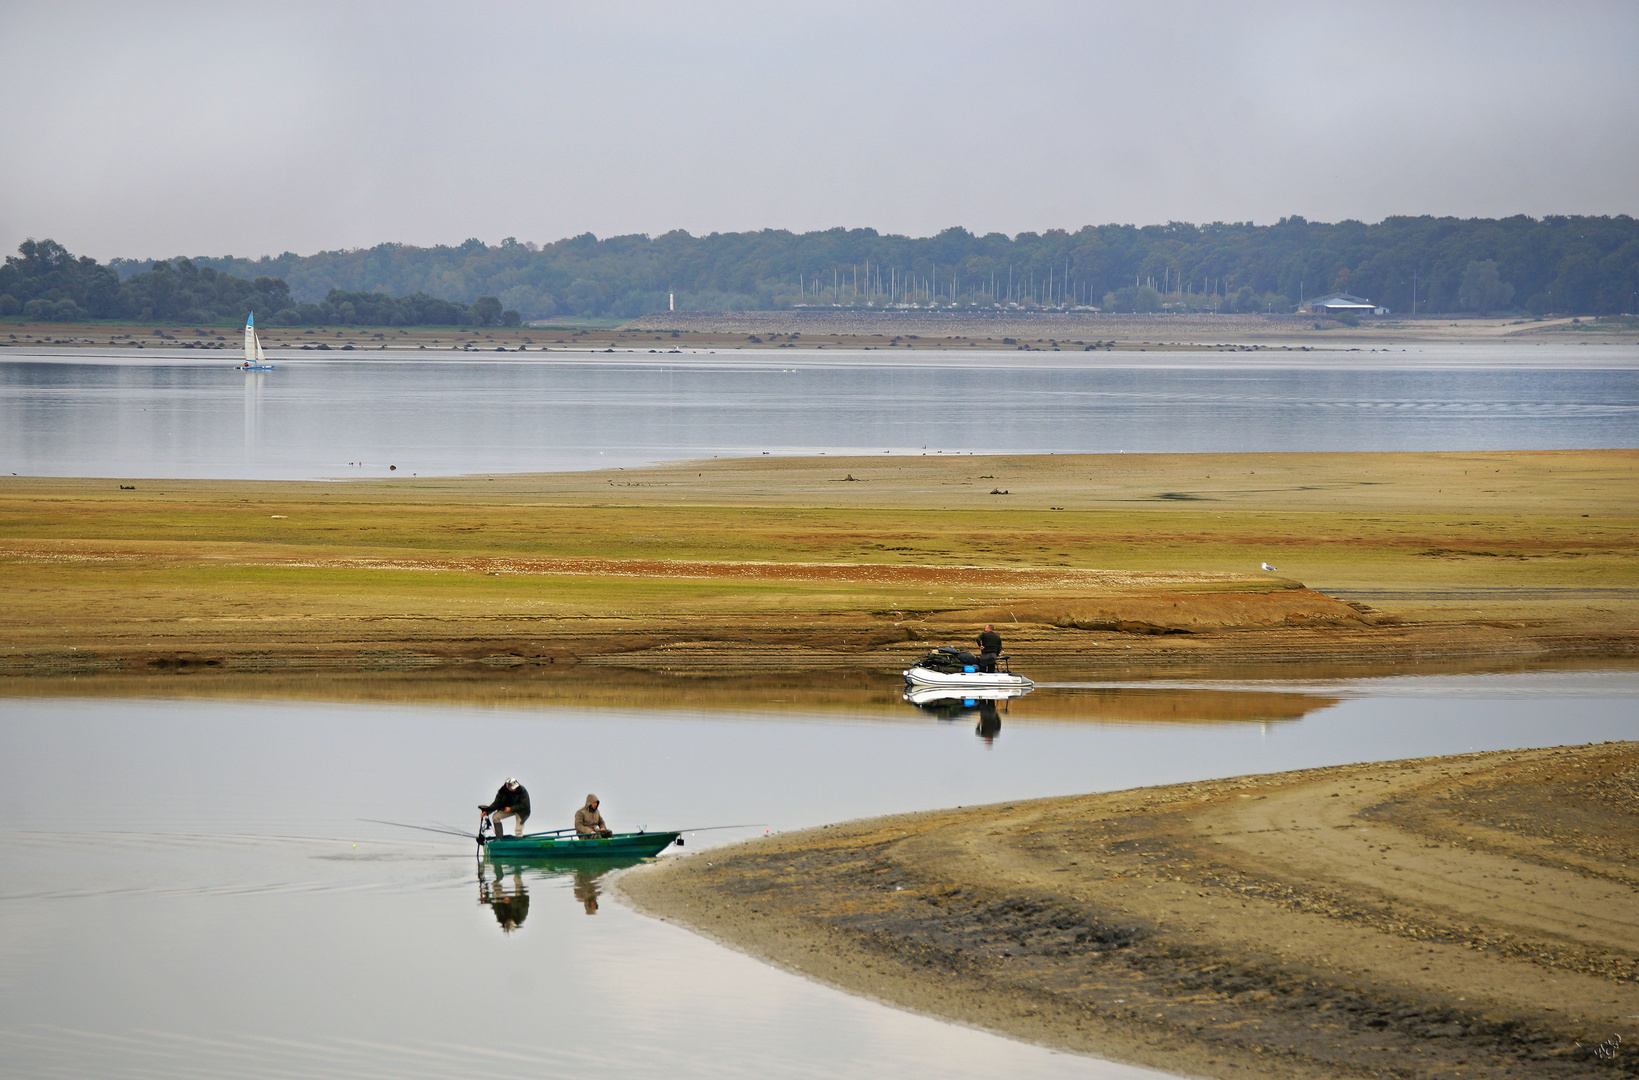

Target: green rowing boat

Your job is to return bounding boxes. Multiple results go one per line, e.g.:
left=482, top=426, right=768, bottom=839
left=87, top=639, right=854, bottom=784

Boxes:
left=485, top=830, right=681, bottom=859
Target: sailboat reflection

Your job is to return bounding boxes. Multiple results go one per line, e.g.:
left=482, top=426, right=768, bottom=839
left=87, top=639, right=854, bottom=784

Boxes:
left=476, top=857, right=646, bottom=931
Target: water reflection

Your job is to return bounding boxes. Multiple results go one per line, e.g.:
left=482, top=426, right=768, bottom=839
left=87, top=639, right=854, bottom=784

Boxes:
left=5, top=351, right=1636, bottom=479
left=476, top=861, right=530, bottom=932
left=897, top=682, right=1338, bottom=735
left=2, top=674, right=1634, bottom=1080
left=573, top=867, right=606, bottom=914
left=1020, top=686, right=1340, bottom=725
left=976, top=699, right=1002, bottom=744
left=902, top=688, right=1018, bottom=745
left=242, top=368, right=265, bottom=463
left=15, top=658, right=1616, bottom=714
left=478, top=857, right=644, bottom=929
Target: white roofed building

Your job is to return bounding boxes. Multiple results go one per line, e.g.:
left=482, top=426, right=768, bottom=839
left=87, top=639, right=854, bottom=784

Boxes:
left=1300, top=292, right=1386, bottom=315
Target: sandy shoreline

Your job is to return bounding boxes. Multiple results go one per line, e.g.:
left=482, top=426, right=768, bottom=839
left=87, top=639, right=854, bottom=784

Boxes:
left=619, top=742, right=1639, bottom=1079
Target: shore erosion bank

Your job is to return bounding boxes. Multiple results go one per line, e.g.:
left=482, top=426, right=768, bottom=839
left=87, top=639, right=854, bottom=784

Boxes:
left=1, top=450, right=1634, bottom=681
left=620, top=742, right=1639, bottom=1079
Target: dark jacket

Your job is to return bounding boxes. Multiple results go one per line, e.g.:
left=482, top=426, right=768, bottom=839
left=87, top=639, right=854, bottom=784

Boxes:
left=483, top=782, right=530, bottom=816
left=977, top=629, right=1003, bottom=654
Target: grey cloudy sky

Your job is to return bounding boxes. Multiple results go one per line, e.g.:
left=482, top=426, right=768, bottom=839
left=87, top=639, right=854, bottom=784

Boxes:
left=3, top=1, right=1635, bottom=261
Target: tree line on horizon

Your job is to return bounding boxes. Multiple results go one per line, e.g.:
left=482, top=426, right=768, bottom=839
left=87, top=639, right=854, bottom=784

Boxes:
left=0, top=240, right=518, bottom=327
left=5, top=215, right=1636, bottom=325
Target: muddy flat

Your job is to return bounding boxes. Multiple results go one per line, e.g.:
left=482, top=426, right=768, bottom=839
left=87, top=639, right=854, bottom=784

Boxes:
left=620, top=741, right=1639, bottom=1079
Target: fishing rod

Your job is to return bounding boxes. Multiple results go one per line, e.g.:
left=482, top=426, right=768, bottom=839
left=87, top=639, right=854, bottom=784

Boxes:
left=361, top=818, right=473, bottom=839
left=365, top=818, right=767, bottom=840
left=672, top=823, right=768, bottom=833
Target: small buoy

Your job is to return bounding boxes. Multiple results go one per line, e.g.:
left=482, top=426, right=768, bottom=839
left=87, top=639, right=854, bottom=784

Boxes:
left=389, top=464, right=396, bottom=471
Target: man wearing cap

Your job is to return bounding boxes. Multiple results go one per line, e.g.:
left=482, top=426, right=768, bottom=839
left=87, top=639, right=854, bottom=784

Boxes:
left=575, top=794, right=613, bottom=838
left=480, top=778, right=530, bottom=838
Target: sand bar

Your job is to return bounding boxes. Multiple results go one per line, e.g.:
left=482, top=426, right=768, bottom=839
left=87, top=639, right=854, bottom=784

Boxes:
left=620, top=741, right=1639, bottom=1079
left=1, top=450, right=1634, bottom=681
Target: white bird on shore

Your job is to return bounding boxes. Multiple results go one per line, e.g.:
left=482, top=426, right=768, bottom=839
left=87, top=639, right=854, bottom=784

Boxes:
left=1261, top=562, right=1279, bottom=572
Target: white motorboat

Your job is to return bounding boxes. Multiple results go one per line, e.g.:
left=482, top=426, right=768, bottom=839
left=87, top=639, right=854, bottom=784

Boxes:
left=902, top=646, right=1032, bottom=691
left=902, top=667, right=1034, bottom=691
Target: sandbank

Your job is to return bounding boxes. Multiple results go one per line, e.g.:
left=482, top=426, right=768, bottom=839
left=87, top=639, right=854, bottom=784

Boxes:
left=1, top=450, right=1634, bottom=682
left=619, top=742, right=1639, bottom=1079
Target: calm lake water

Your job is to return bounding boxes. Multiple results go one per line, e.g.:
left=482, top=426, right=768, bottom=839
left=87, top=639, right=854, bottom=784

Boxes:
left=1, top=343, right=1635, bottom=479
left=4, top=341, right=1635, bottom=1075
left=2, top=670, right=1636, bottom=1079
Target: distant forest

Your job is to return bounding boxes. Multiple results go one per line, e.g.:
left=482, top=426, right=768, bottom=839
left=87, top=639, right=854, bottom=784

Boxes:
left=5, top=215, right=1637, bottom=325
left=0, top=240, right=505, bottom=327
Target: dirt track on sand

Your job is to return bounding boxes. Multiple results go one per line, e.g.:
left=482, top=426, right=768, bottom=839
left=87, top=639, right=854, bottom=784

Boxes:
left=621, top=742, right=1639, bottom=1079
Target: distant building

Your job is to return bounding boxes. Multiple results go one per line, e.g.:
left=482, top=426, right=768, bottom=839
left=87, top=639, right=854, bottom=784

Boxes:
left=1300, top=292, right=1386, bottom=316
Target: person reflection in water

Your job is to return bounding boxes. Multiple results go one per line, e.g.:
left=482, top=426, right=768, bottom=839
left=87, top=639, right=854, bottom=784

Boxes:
left=477, top=862, right=530, bottom=933
left=575, top=794, right=613, bottom=838
left=976, top=699, right=1002, bottom=745
left=573, top=868, right=604, bottom=915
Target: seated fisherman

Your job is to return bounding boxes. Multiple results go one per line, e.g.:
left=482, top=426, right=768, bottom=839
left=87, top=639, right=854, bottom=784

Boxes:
left=976, top=623, right=1003, bottom=672
left=575, top=793, right=613, bottom=838
left=479, top=777, right=530, bottom=838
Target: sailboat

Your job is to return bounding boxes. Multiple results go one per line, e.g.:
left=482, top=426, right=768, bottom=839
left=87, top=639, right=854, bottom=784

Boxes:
left=242, top=312, right=274, bottom=370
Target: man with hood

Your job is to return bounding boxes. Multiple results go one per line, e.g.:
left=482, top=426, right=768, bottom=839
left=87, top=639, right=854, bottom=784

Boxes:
left=575, top=793, right=613, bottom=838
left=479, top=777, right=530, bottom=838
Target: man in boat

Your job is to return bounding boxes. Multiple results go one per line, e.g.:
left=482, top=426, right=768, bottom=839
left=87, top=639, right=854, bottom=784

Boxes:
left=575, top=793, right=613, bottom=838
left=480, top=777, right=530, bottom=838
left=976, top=624, right=1003, bottom=672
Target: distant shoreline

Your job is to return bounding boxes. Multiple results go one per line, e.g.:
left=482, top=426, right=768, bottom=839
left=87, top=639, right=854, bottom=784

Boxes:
left=2, top=312, right=1634, bottom=355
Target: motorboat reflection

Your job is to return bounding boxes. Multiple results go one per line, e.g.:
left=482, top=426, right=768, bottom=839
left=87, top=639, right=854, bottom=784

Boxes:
left=477, top=857, right=646, bottom=930
left=903, top=683, right=1032, bottom=745
left=903, top=684, right=1033, bottom=711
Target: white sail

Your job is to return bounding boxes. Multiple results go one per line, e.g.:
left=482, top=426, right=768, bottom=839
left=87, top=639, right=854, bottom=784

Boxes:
left=244, top=313, right=266, bottom=366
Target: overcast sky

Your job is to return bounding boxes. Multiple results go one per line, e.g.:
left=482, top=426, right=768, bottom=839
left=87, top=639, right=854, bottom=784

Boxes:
left=3, top=1, right=1635, bottom=261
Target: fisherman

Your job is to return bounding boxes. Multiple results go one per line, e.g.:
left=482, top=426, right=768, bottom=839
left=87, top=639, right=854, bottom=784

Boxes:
left=575, top=793, right=613, bottom=838
left=479, top=777, right=530, bottom=838
left=976, top=623, right=1003, bottom=672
